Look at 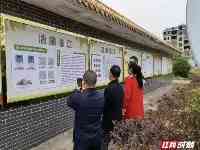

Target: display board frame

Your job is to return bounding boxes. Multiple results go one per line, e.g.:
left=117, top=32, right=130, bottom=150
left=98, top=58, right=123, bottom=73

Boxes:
left=0, top=14, right=125, bottom=104
left=141, top=51, right=154, bottom=78
left=0, top=14, right=173, bottom=105
left=2, top=14, right=90, bottom=104
left=89, top=37, right=124, bottom=87
left=123, top=48, right=142, bottom=78
left=0, top=15, right=5, bottom=105
left=153, top=54, right=162, bottom=76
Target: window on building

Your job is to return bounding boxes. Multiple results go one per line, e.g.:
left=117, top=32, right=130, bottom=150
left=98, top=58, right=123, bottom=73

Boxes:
left=172, top=30, right=177, bottom=35
left=171, top=36, right=177, bottom=40
left=168, top=37, right=170, bottom=40
left=184, top=46, right=190, bottom=49
left=179, top=37, right=182, bottom=41
left=168, top=31, right=171, bottom=34
left=184, top=49, right=190, bottom=56
left=179, top=31, right=183, bottom=35
left=179, top=43, right=182, bottom=48
left=163, top=32, right=166, bottom=35
left=184, top=40, right=189, bottom=44
left=164, top=37, right=166, bottom=40
left=179, top=25, right=183, bottom=30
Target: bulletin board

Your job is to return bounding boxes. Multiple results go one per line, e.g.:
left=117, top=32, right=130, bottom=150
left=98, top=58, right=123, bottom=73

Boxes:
left=123, top=48, right=142, bottom=78
left=153, top=55, right=162, bottom=76
left=90, top=39, right=124, bottom=86
left=142, top=52, right=154, bottom=78
left=4, top=17, right=89, bottom=103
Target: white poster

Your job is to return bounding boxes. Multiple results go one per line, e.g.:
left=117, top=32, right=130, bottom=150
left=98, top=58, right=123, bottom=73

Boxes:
left=125, top=49, right=142, bottom=65
left=142, top=52, right=154, bottom=77
left=162, top=57, right=172, bottom=75
left=5, top=19, right=88, bottom=103
left=124, top=49, right=142, bottom=77
left=91, top=40, right=123, bottom=85
left=154, top=56, right=162, bottom=76
left=91, top=54, right=104, bottom=82
left=60, top=53, right=85, bottom=86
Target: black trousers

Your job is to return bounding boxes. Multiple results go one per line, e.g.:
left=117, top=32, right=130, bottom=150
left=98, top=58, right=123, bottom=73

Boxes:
left=101, top=131, right=111, bottom=150
left=74, top=138, right=102, bottom=150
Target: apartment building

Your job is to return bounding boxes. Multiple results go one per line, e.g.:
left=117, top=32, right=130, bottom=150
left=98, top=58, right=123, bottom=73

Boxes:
left=163, top=25, right=192, bottom=57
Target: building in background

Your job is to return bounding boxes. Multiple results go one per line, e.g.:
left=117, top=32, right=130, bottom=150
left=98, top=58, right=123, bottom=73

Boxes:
left=163, top=25, right=192, bottom=58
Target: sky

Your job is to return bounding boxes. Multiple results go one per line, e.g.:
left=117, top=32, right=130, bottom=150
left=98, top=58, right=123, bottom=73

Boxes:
left=101, top=0, right=187, bottom=38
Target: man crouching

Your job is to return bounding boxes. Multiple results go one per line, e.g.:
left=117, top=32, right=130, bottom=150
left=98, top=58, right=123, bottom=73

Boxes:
left=68, top=70, right=104, bottom=150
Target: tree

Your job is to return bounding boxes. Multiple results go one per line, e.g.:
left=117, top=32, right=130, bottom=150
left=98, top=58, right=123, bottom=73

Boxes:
left=173, top=57, right=191, bottom=78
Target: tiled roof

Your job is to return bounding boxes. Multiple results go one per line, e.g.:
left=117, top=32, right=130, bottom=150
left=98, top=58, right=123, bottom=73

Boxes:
left=78, top=0, right=139, bottom=32
left=77, top=0, right=180, bottom=52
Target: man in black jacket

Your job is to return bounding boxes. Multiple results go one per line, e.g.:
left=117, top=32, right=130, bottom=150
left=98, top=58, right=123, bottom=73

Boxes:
left=68, top=70, right=104, bottom=150
left=102, top=65, right=124, bottom=150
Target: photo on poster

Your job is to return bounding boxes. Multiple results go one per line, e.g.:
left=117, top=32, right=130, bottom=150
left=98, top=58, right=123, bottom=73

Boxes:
left=27, top=56, right=36, bottom=70
left=28, top=56, right=34, bottom=64
left=15, top=55, right=24, bottom=70
left=38, top=57, right=47, bottom=69
left=16, top=55, right=23, bottom=64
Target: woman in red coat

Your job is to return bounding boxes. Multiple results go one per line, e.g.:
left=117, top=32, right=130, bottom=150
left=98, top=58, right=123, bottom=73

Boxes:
left=123, top=62, right=144, bottom=120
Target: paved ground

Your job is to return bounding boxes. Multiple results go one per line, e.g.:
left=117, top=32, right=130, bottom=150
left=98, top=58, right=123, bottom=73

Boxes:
left=31, top=83, right=174, bottom=150
left=144, top=84, right=173, bottom=111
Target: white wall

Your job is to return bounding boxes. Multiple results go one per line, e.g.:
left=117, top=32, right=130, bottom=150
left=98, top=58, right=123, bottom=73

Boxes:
left=142, top=52, right=154, bottom=78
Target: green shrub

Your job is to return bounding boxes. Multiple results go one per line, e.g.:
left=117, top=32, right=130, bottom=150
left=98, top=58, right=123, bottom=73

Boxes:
left=191, top=88, right=200, bottom=113
left=173, top=57, right=191, bottom=78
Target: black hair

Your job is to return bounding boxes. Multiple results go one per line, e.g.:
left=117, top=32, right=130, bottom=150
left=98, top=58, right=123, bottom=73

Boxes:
left=110, top=65, right=121, bottom=78
left=128, top=62, right=143, bottom=88
left=130, top=56, right=139, bottom=65
left=83, top=70, right=97, bottom=86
